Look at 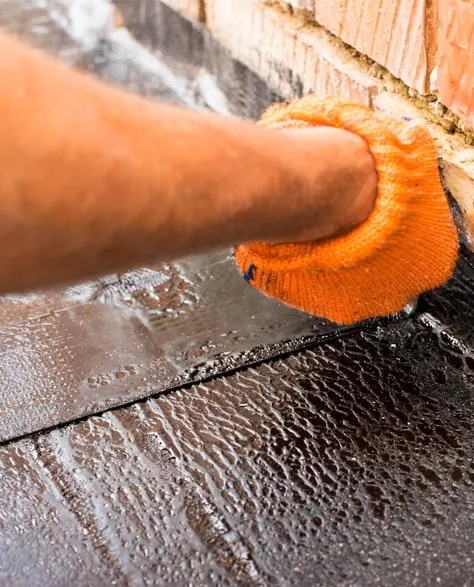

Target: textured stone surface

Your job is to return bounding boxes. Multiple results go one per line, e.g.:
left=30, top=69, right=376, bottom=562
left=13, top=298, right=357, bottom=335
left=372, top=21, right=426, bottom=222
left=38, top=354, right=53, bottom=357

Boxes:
left=438, top=0, right=474, bottom=129
left=2, top=252, right=474, bottom=586
left=280, top=0, right=436, bottom=93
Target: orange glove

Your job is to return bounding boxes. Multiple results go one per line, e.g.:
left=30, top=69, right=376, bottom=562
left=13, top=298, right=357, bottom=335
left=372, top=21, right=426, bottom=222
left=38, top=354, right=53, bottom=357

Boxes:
left=233, top=96, right=459, bottom=325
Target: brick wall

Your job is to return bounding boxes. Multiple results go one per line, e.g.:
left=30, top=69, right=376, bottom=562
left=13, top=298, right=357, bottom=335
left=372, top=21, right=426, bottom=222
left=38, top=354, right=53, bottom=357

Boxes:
left=118, top=0, right=474, bottom=242
left=158, top=0, right=472, bottom=129
left=438, top=0, right=474, bottom=129
left=284, top=0, right=437, bottom=94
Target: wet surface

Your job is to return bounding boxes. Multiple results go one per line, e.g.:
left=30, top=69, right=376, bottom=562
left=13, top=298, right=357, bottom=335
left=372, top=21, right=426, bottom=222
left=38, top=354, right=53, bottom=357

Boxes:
left=0, top=2, right=351, bottom=441
left=1, top=255, right=474, bottom=586
left=0, top=252, right=369, bottom=442
left=4, top=3, right=474, bottom=585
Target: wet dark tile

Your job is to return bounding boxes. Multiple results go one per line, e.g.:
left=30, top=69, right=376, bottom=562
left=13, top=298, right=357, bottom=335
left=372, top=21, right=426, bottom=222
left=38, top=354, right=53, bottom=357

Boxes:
left=1, top=255, right=474, bottom=586
left=0, top=439, right=117, bottom=587
left=0, top=253, right=359, bottom=442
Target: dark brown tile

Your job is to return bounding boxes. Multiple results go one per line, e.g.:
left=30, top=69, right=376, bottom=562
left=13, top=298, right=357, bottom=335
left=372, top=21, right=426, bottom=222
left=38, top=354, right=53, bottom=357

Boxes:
left=2, top=255, right=474, bottom=586
left=0, top=254, right=354, bottom=442
left=0, top=439, right=118, bottom=586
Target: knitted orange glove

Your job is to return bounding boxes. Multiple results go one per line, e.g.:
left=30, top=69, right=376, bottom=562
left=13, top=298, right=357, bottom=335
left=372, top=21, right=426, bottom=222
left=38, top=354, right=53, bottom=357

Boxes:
left=233, top=96, right=459, bottom=325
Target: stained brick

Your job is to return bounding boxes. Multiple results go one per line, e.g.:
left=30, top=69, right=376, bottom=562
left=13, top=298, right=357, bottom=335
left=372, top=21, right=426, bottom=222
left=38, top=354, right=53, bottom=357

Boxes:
left=162, top=0, right=204, bottom=21
left=205, top=0, right=379, bottom=106
left=438, top=0, right=474, bottom=129
left=281, top=0, right=436, bottom=93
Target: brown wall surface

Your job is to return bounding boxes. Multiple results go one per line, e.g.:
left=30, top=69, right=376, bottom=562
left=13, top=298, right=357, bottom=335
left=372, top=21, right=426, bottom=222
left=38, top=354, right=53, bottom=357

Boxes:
left=438, top=0, right=474, bottom=129
left=266, top=0, right=437, bottom=93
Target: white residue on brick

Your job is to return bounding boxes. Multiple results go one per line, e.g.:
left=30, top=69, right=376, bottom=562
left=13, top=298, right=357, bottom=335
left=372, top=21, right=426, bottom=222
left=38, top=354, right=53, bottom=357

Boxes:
left=192, top=71, right=231, bottom=115
left=104, top=28, right=193, bottom=106
left=35, top=0, right=115, bottom=49
left=430, top=66, right=438, bottom=94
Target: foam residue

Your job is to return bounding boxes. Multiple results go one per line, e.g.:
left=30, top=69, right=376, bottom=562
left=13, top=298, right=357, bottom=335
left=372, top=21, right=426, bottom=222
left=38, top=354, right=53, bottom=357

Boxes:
left=64, top=268, right=171, bottom=305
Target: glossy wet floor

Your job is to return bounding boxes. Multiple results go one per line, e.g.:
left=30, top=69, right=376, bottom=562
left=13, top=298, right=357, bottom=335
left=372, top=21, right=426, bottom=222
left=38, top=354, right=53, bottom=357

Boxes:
left=2, top=253, right=474, bottom=586
left=0, top=251, right=367, bottom=443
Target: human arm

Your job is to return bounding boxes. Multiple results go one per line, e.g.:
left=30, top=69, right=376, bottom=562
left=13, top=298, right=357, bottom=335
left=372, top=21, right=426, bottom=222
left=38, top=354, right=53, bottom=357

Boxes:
left=0, top=32, right=376, bottom=293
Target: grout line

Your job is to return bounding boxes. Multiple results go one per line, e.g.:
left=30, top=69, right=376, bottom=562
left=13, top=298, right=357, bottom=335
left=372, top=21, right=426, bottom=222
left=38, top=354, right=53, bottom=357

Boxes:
left=0, top=312, right=409, bottom=448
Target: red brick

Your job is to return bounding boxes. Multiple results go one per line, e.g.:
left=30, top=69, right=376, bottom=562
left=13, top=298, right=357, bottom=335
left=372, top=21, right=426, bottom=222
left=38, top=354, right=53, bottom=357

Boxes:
left=438, top=0, right=474, bottom=129
left=282, top=0, right=436, bottom=93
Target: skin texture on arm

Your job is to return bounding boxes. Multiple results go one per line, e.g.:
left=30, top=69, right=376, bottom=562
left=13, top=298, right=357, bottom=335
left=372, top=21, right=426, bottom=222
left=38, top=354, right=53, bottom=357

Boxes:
left=0, top=32, right=377, bottom=293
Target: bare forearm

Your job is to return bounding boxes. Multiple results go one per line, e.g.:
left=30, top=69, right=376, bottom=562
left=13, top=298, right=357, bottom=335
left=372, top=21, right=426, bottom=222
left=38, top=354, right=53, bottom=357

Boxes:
left=0, top=33, right=376, bottom=292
